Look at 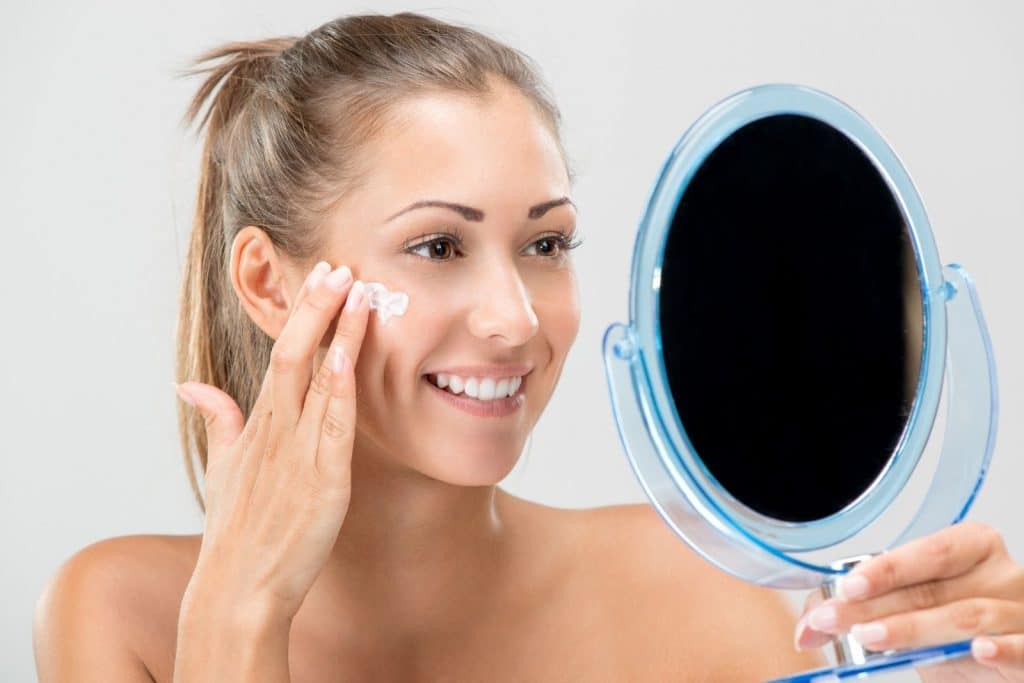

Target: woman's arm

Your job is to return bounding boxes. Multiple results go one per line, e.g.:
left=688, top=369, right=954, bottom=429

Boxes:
left=173, top=575, right=292, bottom=683
left=33, top=542, right=155, bottom=682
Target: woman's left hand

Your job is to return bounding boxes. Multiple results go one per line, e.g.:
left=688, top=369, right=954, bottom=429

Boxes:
left=793, top=522, right=1024, bottom=679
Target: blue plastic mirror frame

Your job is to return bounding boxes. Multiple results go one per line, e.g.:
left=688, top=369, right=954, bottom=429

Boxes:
left=603, top=83, right=998, bottom=589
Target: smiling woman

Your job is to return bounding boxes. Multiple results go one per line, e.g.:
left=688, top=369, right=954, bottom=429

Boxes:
left=31, top=11, right=821, bottom=682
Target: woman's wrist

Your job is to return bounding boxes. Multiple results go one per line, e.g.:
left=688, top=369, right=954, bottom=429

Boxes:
left=175, top=581, right=294, bottom=683
left=179, top=566, right=296, bottom=629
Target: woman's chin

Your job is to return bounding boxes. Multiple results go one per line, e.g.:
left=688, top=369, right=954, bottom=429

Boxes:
left=417, top=446, right=525, bottom=487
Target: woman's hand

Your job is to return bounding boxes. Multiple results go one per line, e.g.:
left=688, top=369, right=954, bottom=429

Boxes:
left=175, top=260, right=370, bottom=624
left=794, top=522, right=1024, bottom=679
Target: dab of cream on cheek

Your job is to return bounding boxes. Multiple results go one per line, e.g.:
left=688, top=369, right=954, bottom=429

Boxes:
left=363, top=281, right=409, bottom=324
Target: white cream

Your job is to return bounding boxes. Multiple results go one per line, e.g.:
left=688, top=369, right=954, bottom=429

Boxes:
left=363, top=281, right=409, bottom=324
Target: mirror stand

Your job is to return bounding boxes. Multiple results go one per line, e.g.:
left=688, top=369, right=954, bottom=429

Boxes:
left=603, top=262, right=997, bottom=680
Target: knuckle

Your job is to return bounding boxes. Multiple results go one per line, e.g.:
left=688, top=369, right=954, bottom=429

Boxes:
left=877, top=556, right=899, bottom=592
left=981, top=525, right=1007, bottom=556
left=309, top=362, right=333, bottom=397
left=900, top=616, right=917, bottom=644
left=322, top=411, right=350, bottom=441
left=240, top=409, right=267, bottom=451
left=964, top=522, right=1001, bottom=550
left=950, top=600, right=986, bottom=633
left=269, top=344, right=299, bottom=373
left=907, top=581, right=942, bottom=611
left=332, top=327, right=357, bottom=350
left=924, top=535, right=956, bottom=571
left=305, top=290, right=334, bottom=313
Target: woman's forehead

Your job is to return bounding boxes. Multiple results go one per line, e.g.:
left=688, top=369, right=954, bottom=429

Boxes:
left=381, top=85, right=560, bottom=163
left=347, top=92, right=569, bottom=222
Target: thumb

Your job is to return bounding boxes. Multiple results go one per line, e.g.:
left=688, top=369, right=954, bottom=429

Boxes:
left=175, top=381, right=244, bottom=455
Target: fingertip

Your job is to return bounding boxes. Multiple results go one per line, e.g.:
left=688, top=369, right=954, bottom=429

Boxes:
left=793, top=617, right=807, bottom=652
left=345, top=280, right=367, bottom=314
left=836, top=572, right=870, bottom=601
left=794, top=615, right=833, bottom=652
left=174, top=381, right=199, bottom=407
left=972, top=637, right=998, bottom=661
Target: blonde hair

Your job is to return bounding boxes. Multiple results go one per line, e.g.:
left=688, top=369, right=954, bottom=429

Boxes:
left=174, top=12, right=569, bottom=513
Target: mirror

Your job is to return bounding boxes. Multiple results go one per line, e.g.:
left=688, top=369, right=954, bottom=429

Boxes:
left=603, top=85, right=998, bottom=680
left=660, top=113, right=923, bottom=523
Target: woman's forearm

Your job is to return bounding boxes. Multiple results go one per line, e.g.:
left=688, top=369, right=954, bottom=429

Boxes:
left=173, top=583, right=294, bottom=683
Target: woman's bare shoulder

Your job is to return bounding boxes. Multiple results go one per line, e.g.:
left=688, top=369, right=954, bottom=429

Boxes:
left=33, top=533, right=202, bottom=682
left=548, top=502, right=825, bottom=678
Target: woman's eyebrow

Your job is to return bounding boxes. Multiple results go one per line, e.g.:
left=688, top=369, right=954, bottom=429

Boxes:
left=385, top=196, right=575, bottom=223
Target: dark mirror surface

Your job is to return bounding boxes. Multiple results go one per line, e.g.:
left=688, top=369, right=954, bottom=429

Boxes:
left=659, top=113, right=924, bottom=522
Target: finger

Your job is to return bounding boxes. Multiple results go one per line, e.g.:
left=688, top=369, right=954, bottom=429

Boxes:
left=846, top=597, right=1024, bottom=652
left=973, top=634, right=1024, bottom=672
left=230, top=264, right=322, bottom=478
left=795, top=590, right=832, bottom=651
left=269, top=261, right=353, bottom=428
left=175, top=381, right=244, bottom=462
left=838, top=523, right=1003, bottom=602
left=297, top=279, right=370, bottom=436
left=242, top=263, right=319, bottom=428
left=809, top=558, right=1020, bottom=636
left=801, top=589, right=824, bottom=616
left=310, top=281, right=369, bottom=485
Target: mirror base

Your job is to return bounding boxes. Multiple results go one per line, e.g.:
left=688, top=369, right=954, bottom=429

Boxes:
left=766, top=640, right=973, bottom=682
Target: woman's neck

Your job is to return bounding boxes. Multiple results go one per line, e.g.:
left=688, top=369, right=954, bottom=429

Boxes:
left=304, top=437, right=518, bottom=640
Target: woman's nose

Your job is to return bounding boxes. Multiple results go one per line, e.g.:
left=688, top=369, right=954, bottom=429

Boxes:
left=466, top=264, right=539, bottom=346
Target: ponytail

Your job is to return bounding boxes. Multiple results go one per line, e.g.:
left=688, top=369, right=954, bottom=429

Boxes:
left=174, top=39, right=295, bottom=514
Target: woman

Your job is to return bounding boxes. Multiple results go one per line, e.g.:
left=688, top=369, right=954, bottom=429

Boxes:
left=32, top=12, right=1024, bottom=681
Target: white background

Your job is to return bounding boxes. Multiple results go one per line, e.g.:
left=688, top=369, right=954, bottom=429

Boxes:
left=2, top=2, right=1022, bottom=681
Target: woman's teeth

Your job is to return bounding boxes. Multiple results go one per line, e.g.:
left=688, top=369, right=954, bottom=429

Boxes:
left=430, top=373, right=523, bottom=400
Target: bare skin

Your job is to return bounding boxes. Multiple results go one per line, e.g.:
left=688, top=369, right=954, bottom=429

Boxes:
left=34, top=497, right=822, bottom=681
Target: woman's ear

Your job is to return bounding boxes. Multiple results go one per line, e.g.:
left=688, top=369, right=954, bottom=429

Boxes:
left=230, top=225, right=299, bottom=340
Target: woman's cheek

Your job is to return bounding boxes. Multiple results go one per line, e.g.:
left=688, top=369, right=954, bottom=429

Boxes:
left=534, top=267, right=581, bottom=348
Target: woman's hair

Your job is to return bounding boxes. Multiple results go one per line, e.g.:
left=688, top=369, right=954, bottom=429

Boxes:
left=174, top=12, right=570, bottom=513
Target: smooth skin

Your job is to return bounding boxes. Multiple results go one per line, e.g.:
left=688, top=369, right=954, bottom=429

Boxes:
left=33, top=75, right=1024, bottom=681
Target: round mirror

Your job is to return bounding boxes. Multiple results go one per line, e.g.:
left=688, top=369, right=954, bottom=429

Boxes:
left=660, top=112, right=923, bottom=525
left=603, top=84, right=998, bottom=680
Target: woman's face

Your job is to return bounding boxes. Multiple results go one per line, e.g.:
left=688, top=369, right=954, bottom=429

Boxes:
left=318, top=80, right=580, bottom=485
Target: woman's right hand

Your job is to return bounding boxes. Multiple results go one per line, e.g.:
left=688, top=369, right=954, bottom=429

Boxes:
left=174, top=260, right=370, bottom=624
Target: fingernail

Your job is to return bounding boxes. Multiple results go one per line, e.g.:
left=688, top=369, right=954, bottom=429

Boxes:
left=329, top=345, right=348, bottom=374
left=325, top=265, right=353, bottom=292
left=851, top=622, right=887, bottom=646
left=173, top=382, right=197, bottom=407
left=308, top=261, right=330, bottom=289
left=807, top=604, right=838, bottom=632
left=793, top=616, right=808, bottom=652
left=346, top=280, right=365, bottom=310
left=973, top=637, right=998, bottom=659
left=838, top=573, right=870, bottom=601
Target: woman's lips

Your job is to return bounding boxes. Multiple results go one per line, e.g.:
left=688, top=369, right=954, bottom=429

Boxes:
left=423, top=375, right=526, bottom=418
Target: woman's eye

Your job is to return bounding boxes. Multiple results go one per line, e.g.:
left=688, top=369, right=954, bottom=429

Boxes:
left=410, top=238, right=457, bottom=260
left=406, top=231, right=579, bottom=262
left=524, top=235, right=569, bottom=258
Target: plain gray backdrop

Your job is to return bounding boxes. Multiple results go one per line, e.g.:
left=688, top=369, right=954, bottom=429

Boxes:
left=3, top=2, right=1022, bottom=681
